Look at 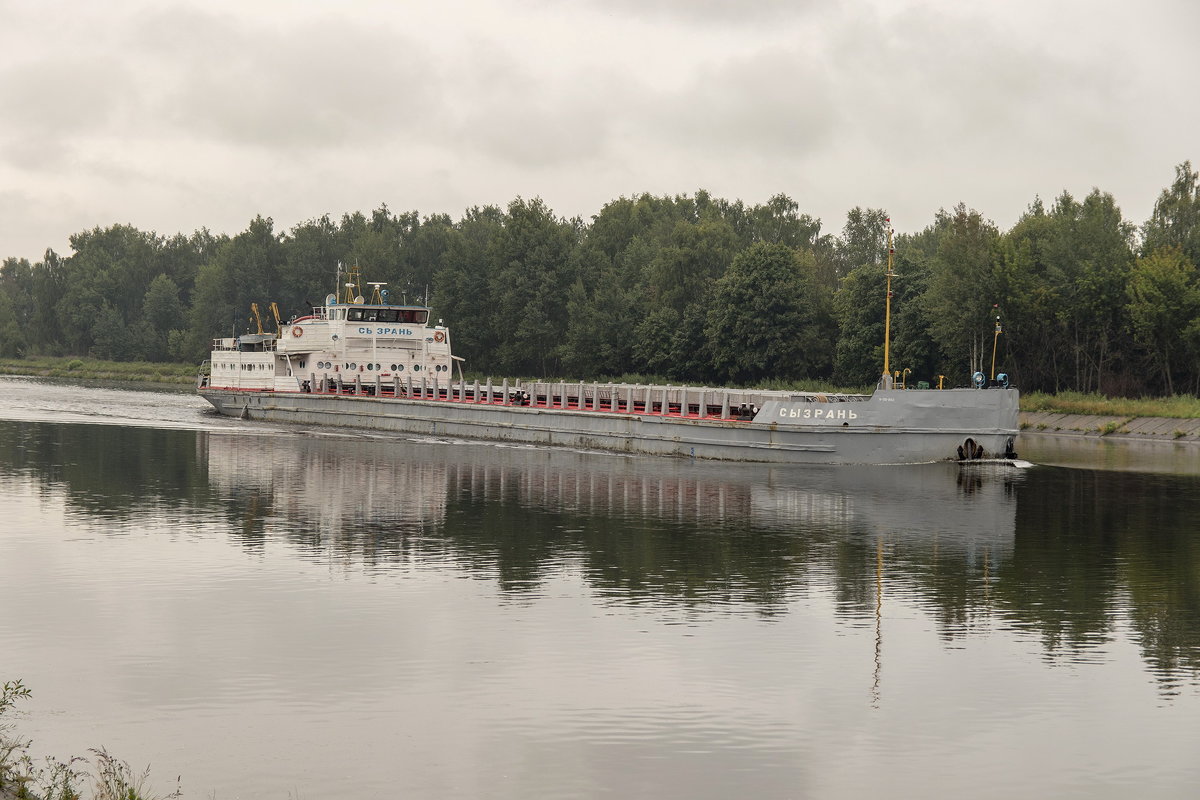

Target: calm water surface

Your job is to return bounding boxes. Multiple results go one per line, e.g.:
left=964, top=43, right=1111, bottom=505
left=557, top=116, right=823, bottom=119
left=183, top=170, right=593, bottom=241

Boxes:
left=1, top=376, right=1199, bottom=799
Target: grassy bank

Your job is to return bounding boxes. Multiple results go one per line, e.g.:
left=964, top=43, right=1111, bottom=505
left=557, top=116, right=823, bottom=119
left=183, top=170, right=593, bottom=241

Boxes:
left=1020, top=391, right=1200, bottom=419
left=0, top=357, right=196, bottom=385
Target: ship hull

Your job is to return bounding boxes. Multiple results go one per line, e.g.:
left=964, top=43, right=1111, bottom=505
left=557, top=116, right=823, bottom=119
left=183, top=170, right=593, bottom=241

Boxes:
left=199, top=386, right=1019, bottom=465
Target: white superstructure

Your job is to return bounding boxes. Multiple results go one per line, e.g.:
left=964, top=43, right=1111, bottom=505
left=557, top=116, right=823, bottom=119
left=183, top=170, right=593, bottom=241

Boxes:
left=205, top=294, right=454, bottom=393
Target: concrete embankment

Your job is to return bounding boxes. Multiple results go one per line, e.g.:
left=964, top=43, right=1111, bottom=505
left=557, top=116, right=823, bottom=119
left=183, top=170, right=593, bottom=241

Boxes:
left=1020, top=412, right=1200, bottom=442
left=1019, top=412, right=1200, bottom=473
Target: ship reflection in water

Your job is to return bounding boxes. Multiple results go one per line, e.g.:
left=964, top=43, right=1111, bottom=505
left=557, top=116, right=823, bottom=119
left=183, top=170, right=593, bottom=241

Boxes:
left=199, top=430, right=1200, bottom=691
left=202, top=431, right=1019, bottom=609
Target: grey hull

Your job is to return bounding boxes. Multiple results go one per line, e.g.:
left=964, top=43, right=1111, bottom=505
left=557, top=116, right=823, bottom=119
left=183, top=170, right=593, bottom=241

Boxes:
left=199, top=386, right=1019, bottom=465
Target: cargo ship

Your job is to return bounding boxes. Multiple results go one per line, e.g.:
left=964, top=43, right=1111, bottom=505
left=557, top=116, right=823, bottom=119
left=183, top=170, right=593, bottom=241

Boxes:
left=198, top=262, right=1019, bottom=465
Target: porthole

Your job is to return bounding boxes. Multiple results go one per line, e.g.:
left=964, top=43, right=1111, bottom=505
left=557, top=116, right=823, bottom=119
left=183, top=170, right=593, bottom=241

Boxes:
left=367, top=363, right=374, bottom=371
left=390, top=364, right=397, bottom=371
left=397, top=364, right=404, bottom=372
left=412, top=364, right=421, bottom=372
left=349, top=362, right=356, bottom=370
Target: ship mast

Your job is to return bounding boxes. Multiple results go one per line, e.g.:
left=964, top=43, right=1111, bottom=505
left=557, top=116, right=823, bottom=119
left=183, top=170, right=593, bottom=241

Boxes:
left=343, top=261, right=364, bottom=304
left=880, top=220, right=896, bottom=389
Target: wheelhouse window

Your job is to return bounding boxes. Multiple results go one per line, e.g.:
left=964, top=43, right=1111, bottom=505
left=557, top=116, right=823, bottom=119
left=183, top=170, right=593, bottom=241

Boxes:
left=396, top=309, right=429, bottom=324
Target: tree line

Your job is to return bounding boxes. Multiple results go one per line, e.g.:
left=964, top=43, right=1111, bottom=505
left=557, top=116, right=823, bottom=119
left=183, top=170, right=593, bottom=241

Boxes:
left=2, top=162, right=1199, bottom=395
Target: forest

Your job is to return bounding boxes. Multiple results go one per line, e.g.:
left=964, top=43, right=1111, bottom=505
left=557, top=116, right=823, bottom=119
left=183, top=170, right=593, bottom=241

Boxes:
left=1, top=162, right=1199, bottom=395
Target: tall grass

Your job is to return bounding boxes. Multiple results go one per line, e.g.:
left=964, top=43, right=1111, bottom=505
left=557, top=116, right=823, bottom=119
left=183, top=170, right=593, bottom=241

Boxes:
left=1021, top=391, right=1200, bottom=419
left=0, top=357, right=196, bottom=385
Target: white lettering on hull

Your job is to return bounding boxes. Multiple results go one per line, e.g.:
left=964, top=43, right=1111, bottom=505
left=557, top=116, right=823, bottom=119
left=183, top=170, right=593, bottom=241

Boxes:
left=357, top=327, right=415, bottom=337
left=778, top=407, right=858, bottom=420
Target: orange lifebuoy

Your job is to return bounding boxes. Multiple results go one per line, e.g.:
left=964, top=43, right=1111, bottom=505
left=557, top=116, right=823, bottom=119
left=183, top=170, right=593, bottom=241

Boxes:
left=433, top=331, right=446, bottom=343
left=292, top=326, right=304, bottom=338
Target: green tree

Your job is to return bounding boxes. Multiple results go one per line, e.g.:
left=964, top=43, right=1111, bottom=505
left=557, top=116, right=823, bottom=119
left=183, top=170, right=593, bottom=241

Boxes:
left=706, top=242, right=834, bottom=383
left=432, top=205, right=505, bottom=370
left=1043, top=191, right=1136, bottom=393
left=560, top=258, right=639, bottom=377
left=143, top=274, right=183, bottom=334
left=645, top=217, right=738, bottom=313
left=141, top=274, right=184, bottom=361
left=631, top=306, right=682, bottom=378
left=922, top=204, right=1003, bottom=379
left=64, top=225, right=160, bottom=325
left=1001, top=198, right=1069, bottom=391
left=284, top=214, right=350, bottom=314
left=0, top=290, right=26, bottom=356
left=832, top=262, right=886, bottom=386
left=89, top=303, right=134, bottom=360
left=1142, top=161, right=1200, bottom=264
left=1126, top=247, right=1200, bottom=394
left=180, top=216, right=284, bottom=362
left=28, top=249, right=68, bottom=354
left=836, top=207, right=890, bottom=277
left=486, top=198, right=579, bottom=376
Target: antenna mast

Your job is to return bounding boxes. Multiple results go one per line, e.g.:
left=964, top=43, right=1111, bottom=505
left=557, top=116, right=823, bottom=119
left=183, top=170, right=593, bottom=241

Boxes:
left=990, top=308, right=1003, bottom=381
left=881, top=220, right=896, bottom=389
left=344, top=261, right=363, bottom=304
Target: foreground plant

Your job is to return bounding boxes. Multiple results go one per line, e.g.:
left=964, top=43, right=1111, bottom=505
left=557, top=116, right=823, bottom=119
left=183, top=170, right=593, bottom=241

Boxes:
left=1, top=681, right=180, bottom=800
left=89, top=749, right=179, bottom=800
left=1, top=680, right=33, bottom=798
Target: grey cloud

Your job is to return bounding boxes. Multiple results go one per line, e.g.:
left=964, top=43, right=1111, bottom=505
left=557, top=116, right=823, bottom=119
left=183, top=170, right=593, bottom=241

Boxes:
left=828, top=7, right=1132, bottom=157
left=0, top=55, right=134, bottom=170
left=564, top=0, right=821, bottom=26
left=638, top=48, right=839, bottom=156
left=128, top=9, right=445, bottom=150
left=441, top=42, right=623, bottom=166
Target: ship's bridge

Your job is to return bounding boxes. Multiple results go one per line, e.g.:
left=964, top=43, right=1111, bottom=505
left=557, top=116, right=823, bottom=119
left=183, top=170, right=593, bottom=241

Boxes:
left=274, top=300, right=455, bottom=388
left=340, top=306, right=429, bottom=324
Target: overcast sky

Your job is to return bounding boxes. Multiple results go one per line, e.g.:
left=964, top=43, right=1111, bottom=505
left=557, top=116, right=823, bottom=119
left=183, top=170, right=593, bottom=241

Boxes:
left=1, top=0, right=1197, bottom=262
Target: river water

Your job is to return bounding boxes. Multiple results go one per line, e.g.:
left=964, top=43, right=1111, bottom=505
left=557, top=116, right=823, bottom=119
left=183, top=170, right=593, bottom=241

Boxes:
left=1, top=376, right=1198, bottom=799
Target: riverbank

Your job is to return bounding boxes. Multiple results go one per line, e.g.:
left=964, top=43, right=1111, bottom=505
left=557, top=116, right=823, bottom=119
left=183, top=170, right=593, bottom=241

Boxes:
left=0, top=357, right=195, bottom=385
left=1021, top=411, right=1200, bottom=441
